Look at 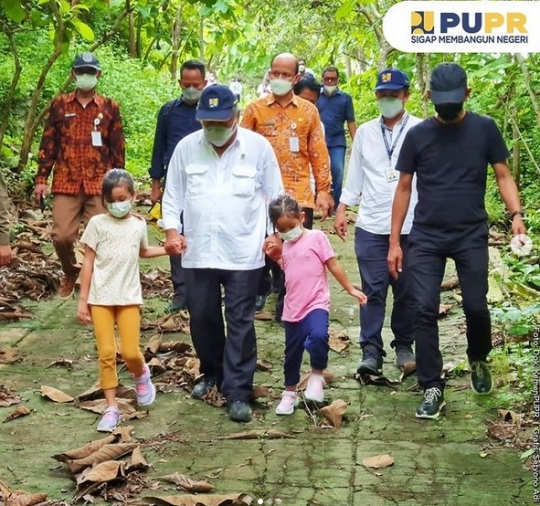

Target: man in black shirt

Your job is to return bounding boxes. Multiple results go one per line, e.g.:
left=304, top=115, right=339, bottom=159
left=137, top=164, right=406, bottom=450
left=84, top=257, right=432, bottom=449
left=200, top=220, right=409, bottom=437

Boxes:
left=388, top=63, right=526, bottom=419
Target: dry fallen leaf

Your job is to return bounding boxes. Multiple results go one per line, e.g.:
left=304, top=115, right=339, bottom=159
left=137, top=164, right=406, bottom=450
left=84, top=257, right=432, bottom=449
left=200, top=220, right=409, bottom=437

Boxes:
left=78, top=398, right=148, bottom=420
left=440, top=277, right=459, bottom=290
left=66, top=443, right=139, bottom=474
left=252, top=385, right=270, bottom=399
left=46, top=358, right=74, bottom=370
left=362, top=454, right=394, bottom=469
left=41, top=385, right=74, bottom=403
left=159, top=341, right=192, bottom=354
left=399, top=361, right=417, bottom=382
left=318, top=399, right=348, bottom=429
left=255, top=359, right=273, bottom=372
left=161, top=472, right=215, bottom=493
left=438, top=304, right=453, bottom=318
left=3, top=405, right=31, bottom=423
left=497, top=409, right=521, bottom=425
left=129, top=447, right=149, bottom=470
left=53, top=434, right=118, bottom=462
left=142, top=493, right=253, bottom=506
left=254, top=311, right=274, bottom=321
left=113, top=425, right=135, bottom=443
left=0, top=385, right=23, bottom=407
left=328, top=329, right=350, bottom=353
left=355, top=373, right=400, bottom=388
left=146, top=334, right=162, bottom=355
left=218, top=430, right=292, bottom=440
left=0, top=348, right=20, bottom=364
left=77, top=460, right=126, bottom=485
left=3, top=491, right=48, bottom=506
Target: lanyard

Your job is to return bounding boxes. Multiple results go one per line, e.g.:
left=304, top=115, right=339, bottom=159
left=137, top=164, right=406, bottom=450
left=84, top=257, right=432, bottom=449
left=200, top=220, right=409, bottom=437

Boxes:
left=381, top=115, right=409, bottom=162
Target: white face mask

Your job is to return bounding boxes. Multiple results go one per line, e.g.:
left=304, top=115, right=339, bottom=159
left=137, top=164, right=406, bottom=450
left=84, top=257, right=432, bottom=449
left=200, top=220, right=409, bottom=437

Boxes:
left=75, top=74, right=98, bottom=92
left=279, top=224, right=303, bottom=242
left=203, top=122, right=237, bottom=147
left=324, top=85, right=337, bottom=95
left=107, top=200, right=132, bottom=218
left=299, top=65, right=306, bottom=73
left=377, top=97, right=404, bottom=119
left=270, top=78, right=293, bottom=96
left=183, top=86, right=202, bottom=102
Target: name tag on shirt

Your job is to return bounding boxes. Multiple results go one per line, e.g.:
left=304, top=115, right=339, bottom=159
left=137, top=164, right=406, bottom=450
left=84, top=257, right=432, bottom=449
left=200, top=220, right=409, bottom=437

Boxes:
left=289, top=137, right=299, bottom=152
left=91, top=131, right=102, bottom=147
left=386, top=168, right=398, bottom=183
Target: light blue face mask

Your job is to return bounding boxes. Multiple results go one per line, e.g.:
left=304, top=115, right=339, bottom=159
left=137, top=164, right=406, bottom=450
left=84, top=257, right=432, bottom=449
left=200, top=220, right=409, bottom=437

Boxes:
left=279, top=224, right=303, bottom=241
left=377, top=97, right=404, bottom=119
left=107, top=200, right=132, bottom=218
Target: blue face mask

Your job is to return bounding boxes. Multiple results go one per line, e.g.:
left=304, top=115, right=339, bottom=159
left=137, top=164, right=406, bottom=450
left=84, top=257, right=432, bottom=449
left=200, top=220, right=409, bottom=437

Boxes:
left=107, top=200, right=132, bottom=218
left=278, top=224, right=303, bottom=241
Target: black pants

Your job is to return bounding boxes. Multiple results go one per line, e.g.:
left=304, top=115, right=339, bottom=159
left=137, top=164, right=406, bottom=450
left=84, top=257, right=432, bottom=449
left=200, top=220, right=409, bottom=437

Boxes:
left=184, top=267, right=262, bottom=403
left=170, top=254, right=186, bottom=299
left=408, top=223, right=491, bottom=390
left=354, top=227, right=414, bottom=358
left=257, top=208, right=314, bottom=320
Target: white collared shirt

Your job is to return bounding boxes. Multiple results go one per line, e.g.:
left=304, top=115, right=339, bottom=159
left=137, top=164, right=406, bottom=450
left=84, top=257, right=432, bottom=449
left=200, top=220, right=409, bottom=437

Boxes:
left=340, top=112, right=422, bottom=235
left=162, top=127, right=284, bottom=270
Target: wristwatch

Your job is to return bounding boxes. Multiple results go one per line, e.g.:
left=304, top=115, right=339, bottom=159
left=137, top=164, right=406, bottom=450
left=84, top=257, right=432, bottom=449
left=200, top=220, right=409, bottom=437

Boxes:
left=509, top=210, right=525, bottom=220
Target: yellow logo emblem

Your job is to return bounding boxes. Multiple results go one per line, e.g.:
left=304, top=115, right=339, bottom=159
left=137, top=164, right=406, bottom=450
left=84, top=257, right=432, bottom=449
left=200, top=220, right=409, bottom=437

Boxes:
left=208, top=98, right=219, bottom=108
left=411, top=11, right=435, bottom=34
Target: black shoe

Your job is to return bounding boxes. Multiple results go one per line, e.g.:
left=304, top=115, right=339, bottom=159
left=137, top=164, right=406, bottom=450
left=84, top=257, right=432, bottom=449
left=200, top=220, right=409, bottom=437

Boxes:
left=255, top=295, right=267, bottom=313
left=415, top=387, right=446, bottom=419
left=357, top=357, right=383, bottom=376
left=395, top=347, right=416, bottom=369
left=229, top=401, right=252, bottom=422
left=469, top=360, right=493, bottom=395
left=165, top=296, right=187, bottom=314
left=191, top=378, right=217, bottom=399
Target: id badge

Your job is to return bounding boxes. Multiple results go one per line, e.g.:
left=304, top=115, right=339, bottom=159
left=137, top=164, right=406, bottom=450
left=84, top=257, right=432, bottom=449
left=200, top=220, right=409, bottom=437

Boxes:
left=91, top=131, right=103, bottom=147
left=289, top=136, right=299, bottom=153
left=386, top=168, right=398, bottom=183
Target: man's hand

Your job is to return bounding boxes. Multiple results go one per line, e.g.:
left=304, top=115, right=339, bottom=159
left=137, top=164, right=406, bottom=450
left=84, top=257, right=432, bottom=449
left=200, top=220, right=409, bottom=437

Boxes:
left=150, top=179, right=162, bottom=205
left=334, top=206, right=348, bottom=241
left=34, top=184, right=48, bottom=204
left=0, top=244, right=12, bottom=267
left=263, top=234, right=282, bottom=263
left=164, top=230, right=187, bottom=256
left=315, top=191, right=334, bottom=221
left=511, top=215, right=527, bottom=236
left=387, top=243, right=403, bottom=280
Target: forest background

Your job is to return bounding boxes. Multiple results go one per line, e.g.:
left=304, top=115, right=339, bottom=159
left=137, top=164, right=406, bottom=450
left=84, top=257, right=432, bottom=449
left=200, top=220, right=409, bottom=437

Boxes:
left=0, top=0, right=539, bottom=410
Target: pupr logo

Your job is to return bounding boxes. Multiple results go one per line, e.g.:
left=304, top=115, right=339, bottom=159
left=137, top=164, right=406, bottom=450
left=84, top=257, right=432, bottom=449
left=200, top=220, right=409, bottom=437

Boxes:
left=411, top=11, right=434, bottom=34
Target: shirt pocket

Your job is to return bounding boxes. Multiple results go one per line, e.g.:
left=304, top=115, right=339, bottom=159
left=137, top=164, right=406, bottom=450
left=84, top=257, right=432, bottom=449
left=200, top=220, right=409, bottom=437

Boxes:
left=231, top=166, right=256, bottom=198
left=185, top=164, right=209, bottom=196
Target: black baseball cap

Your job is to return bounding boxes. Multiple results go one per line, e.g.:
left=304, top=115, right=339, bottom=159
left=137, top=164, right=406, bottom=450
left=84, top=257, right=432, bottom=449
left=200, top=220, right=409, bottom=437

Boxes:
left=430, top=63, right=467, bottom=105
left=196, top=85, right=238, bottom=121
left=72, top=52, right=101, bottom=71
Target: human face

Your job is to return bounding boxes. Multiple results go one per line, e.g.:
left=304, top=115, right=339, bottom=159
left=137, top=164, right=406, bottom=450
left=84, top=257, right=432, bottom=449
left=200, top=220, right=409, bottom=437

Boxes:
left=297, top=89, right=319, bottom=105
left=375, top=89, right=409, bottom=101
left=275, top=212, right=305, bottom=234
left=179, top=68, right=206, bottom=91
left=108, top=186, right=134, bottom=204
left=73, top=67, right=100, bottom=77
left=269, top=56, right=299, bottom=84
left=200, top=114, right=237, bottom=129
left=322, top=71, right=338, bottom=87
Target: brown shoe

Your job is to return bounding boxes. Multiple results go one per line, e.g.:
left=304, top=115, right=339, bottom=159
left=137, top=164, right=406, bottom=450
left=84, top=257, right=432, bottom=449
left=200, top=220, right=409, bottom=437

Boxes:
left=58, top=275, right=77, bottom=299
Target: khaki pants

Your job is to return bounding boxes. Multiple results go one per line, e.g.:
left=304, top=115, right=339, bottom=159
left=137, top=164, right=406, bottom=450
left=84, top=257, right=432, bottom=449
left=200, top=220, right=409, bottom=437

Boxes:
left=51, top=193, right=105, bottom=277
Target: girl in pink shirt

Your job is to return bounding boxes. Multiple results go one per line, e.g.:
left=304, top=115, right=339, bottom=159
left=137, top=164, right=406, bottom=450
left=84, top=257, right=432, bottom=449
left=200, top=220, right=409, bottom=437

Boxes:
left=265, top=194, right=367, bottom=415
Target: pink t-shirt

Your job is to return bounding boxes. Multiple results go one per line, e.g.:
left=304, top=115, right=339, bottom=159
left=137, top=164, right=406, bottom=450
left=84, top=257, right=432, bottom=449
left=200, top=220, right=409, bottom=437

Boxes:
left=281, top=229, right=335, bottom=322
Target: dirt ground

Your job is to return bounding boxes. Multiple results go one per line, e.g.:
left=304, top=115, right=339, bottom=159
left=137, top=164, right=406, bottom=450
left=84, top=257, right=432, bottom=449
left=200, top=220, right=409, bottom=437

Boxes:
left=0, top=217, right=532, bottom=506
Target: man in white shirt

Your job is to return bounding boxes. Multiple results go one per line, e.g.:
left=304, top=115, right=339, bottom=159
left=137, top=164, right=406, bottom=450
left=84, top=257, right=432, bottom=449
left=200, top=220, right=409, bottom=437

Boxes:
left=334, top=69, right=421, bottom=377
left=162, top=85, right=284, bottom=423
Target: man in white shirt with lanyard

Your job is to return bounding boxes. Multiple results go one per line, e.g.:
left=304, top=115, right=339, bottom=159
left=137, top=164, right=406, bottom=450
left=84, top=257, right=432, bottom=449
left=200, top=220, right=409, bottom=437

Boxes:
left=334, top=69, right=421, bottom=377
left=162, top=85, right=284, bottom=423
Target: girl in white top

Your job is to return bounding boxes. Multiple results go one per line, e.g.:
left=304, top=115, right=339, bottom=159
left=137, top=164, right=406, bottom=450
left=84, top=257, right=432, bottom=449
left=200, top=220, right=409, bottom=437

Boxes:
left=77, top=169, right=167, bottom=432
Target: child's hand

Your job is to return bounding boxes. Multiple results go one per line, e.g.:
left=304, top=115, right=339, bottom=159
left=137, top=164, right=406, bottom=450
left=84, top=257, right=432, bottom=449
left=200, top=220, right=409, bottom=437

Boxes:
left=348, top=288, right=368, bottom=305
left=263, top=236, right=282, bottom=262
left=77, top=301, right=92, bottom=325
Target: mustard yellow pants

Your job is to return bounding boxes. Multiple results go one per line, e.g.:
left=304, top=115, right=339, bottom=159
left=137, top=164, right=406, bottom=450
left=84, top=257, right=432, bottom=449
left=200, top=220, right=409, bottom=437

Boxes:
left=90, top=305, right=145, bottom=390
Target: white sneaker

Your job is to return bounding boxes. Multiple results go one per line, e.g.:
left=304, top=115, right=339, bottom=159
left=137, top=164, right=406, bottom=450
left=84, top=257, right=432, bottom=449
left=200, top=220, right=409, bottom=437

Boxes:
left=133, top=364, right=156, bottom=406
left=275, top=391, right=298, bottom=415
left=305, top=373, right=325, bottom=402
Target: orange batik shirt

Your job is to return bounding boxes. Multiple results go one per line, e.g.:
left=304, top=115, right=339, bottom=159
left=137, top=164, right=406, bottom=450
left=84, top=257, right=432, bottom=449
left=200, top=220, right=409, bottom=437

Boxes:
left=241, top=94, right=331, bottom=209
left=36, top=92, right=125, bottom=196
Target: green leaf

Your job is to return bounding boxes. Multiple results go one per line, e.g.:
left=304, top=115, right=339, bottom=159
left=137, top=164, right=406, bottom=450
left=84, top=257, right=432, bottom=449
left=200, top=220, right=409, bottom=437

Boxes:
left=3, top=0, right=26, bottom=22
left=335, top=0, right=356, bottom=21
left=520, top=449, right=534, bottom=461
left=70, top=18, right=95, bottom=41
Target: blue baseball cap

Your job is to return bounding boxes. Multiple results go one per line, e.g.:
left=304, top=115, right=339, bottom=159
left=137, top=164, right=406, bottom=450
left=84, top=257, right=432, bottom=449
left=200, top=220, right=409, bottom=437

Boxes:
left=430, top=63, right=467, bottom=105
left=375, top=69, right=410, bottom=91
left=196, top=85, right=238, bottom=121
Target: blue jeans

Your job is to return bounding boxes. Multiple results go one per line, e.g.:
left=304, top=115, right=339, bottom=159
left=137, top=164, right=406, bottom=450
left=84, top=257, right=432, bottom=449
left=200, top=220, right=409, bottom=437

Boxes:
left=328, top=146, right=346, bottom=206
left=283, top=309, right=329, bottom=387
left=354, top=227, right=414, bottom=359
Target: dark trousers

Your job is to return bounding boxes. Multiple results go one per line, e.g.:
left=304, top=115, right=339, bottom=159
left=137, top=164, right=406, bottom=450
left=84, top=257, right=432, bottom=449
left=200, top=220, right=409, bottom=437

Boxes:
left=170, top=254, right=186, bottom=299
left=408, top=224, right=491, bottom=390
left=328, top=146, right=346, bottom=207
left=184, top=267, right=263, bottom=403
left=354, top=227, right=414, bottom=358
left=283, top=309, right=329, bottom=387
left=257, top=208, right=314, bottom=320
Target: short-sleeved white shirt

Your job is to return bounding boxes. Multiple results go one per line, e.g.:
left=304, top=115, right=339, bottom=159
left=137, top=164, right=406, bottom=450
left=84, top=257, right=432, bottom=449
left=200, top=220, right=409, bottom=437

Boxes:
left=81, top=213, right=148, bottom=306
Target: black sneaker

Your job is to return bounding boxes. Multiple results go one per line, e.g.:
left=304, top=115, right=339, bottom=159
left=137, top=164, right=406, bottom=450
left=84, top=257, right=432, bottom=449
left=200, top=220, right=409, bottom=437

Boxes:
left=395, top=347, right=416, bottom=369
left=191, top=378, right=217, bottom=399
left=255, top=295, right=267, bottom=313
left=415, top=387, right=446, bottom=419
left=469, top=360, right=493, bottom=395
left=165, top=296, right=187, bottom=314
left=357, top=356, right=383, bottom=376
left=229, top=401, right=252, bottom=423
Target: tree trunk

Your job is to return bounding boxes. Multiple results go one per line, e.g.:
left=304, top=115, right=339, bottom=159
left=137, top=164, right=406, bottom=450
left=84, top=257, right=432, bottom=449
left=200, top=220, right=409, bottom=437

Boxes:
left=199, top=18, right=205, bottom=62
left=128, top=10, right=136, bottom=57
left=415, top=53, right=430, bottom=118
left=516, top=54, right=540, bottom=129
left=135, top=12, right=142, bottom=59
left=170, top=5, right=182, bottom=80
left=512, top=119, right=520, bottom=188
left=0, top=29, right=22, bottom=155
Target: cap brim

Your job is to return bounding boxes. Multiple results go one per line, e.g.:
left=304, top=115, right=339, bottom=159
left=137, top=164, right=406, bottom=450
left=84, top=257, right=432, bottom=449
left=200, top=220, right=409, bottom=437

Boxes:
left=430, top=88, right=466, bottom=105
left=375, top=84, right=408, bottom=91
left=73, top=64, right=101, bottom=71
left=196, top=108, right=234, bottom=121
